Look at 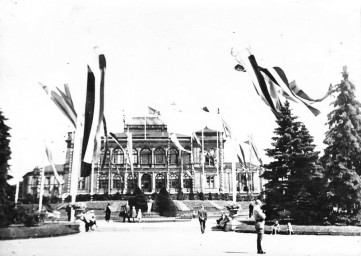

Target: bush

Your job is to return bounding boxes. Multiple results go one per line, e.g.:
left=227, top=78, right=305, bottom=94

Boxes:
left=128, top=186, right=147, bottom=212
left=189, top=192, right=195, bottom=200
left=213, top=193, right=219, bottom=200
left=113, top=192, right=123, bottom=200
left=208, top=193, right=213, bottom=200
left=76, top=194, right=91, bottom=202
left=177, top=191, right=185, bottom=200
left=154, top=187, right=178, bottom=217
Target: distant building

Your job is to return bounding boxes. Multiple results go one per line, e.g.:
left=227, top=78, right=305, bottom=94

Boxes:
left=22, top=116, right=264, bottom=198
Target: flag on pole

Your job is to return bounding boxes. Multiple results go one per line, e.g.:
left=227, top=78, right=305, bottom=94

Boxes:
left=45, top=143, right=64, bottom=184
left=148, top=106, right=161, bottom=116
left=126, top=132, right=134, bottom=177
left=244, top=139, right=263, bottom=165
left=109, top=132, right=129, bottom=164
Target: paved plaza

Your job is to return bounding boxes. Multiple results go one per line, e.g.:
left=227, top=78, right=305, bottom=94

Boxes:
left=1, top=219, right=360, bottom=256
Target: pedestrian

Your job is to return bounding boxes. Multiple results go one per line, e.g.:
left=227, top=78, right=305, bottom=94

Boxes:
left=65, top=203, right=72, bottom=222
left=198, top=205, right=208, bottom=234
left=122, top=201, right=131, bottom=223
left=131, top=206, right=137, bottom=222
left=88, top=210, right=97, bottom=231
left=287, top=222, right=294, bottom=235
left=271, top=220, right=280, bottom=235
left=147, top=198, right=153, bottom=213
left=253, top=199, right=266, bottom=254
left=137, top=209, right=142, bottom=223
left=105, top=203, right=112, bottom=222
left=249, top=201, right=254, bottom=219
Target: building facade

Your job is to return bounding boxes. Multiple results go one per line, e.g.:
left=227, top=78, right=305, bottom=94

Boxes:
left=22, top=117, right=264, bottom=198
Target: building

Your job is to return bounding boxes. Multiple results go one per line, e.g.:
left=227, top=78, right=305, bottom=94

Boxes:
left=22, top=116, right=264, bottom=198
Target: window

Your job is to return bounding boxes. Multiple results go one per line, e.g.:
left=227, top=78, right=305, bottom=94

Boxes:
left=155, top=173, right=165, bottom=192
left=132, top=149, right=138, bottom=165
left=140, top=148, right=152, bottom=166
left=78, top=178, right=86, bottom=189
left=169, top=173, right=179, bottom=189
left=206, top=175, right=215, bottom=189
left=99, top=174, right=108, bottom=190
left=169, top=148, right=179, bottom=165
left=113, top=174, right=124, bottom=189
left=141, top=173, right=152, bottom=192
left=183, top=173, right=192, bottom=191
left=154, top=148, right=166, bottom=165
left=114, top=148, right=124, bottom=165
left=127, top=174, right=138, bottom=192
left=182, top=147, right=191, bottom=165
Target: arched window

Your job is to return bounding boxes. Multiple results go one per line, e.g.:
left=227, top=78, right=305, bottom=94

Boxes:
left=154, top=148, right=166, bottom=165
left=127, top=174, right=138, bottom=193
left=206, top=175, right=215, bottom=189
left=78, top=177, right=85, bottom=189
left=114, top=148, right=125, bottom=165
left=99, top=173, right=108, bottom=191
left=155, top=173, right=165, bottom=192
left=141, top=173, right=152, bottom=192
left=113, top=173, right=124, bottom=190
left=183, top=173, right=192, bottom=191
left=132, top=149, right=138, bottom=165
left=140, top=148, right=152, bottom=166
left=169, top=173, right=179, bottom=189
left=169, top=148, right=179, bottom=165
left=182, top=147, right=191, bottom=165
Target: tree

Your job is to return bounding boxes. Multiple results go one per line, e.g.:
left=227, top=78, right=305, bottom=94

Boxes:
left=262, top=101, right=301, bottom=220
left=286, top=124, right=327, bottom=224
left=153, top=187, right=178, bottom=217
left=321, top=68, right=361, bottom=222
left=0, top=110, right=12, bottom=227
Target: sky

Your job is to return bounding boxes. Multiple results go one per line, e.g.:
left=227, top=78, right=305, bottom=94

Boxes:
left=1, top=0, right=361, bottom=183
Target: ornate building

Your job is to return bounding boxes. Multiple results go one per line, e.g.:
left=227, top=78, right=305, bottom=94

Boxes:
left=21, top=116, right=264, bottom=198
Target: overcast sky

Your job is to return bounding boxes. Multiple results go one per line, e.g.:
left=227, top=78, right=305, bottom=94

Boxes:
left=1, top=0, right=360, bottom=182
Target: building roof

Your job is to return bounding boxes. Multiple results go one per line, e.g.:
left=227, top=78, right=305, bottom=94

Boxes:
left=126, top=117, right=165, bottom=126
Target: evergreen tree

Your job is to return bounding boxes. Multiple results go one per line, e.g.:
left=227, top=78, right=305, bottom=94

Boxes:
left=153, top=187, right=178, bottom=217
left=321, top=69, right=361, bottom=221
left=262, top=101, right=301, bottom=219
left=0, top=110, right=12, bottom=227
left=286, top=124, right=326, bottom=224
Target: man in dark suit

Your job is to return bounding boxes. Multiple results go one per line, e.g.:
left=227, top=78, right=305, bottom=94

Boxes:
left=122, top=201, right=131, bottom=223
left=253, top=199, right=266, bottom=254
left=198, top=205, right=208, bottom=234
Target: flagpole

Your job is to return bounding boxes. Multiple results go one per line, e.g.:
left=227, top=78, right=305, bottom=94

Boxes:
left=216, top=131, right=219, bottom=190
left=38, top=166, right=45, bottom=218
left=14, top=180, right=20, bottom=205
left=90, top=163, right=94, bottom=201
left=232, top=161, right=236, bottom=203
left=144, top=116, right=147, bottom=139
left=201, top=129, right=205, bottom=193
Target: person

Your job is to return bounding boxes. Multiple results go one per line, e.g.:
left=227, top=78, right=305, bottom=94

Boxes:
left=198, top=205, right=208, bottom=234
left=105, top=203, right=112, bottom=222
left=66, top=204, right=72, bottom=221
left=137, top=209, right=142, bottom=223
left=287, top=222, right=294, bottom=235
left=131, top=206, right=137, bottom=222
left=147, top=198, right=153, bottom=213
left=122, top=201, right=131, bottom=223
left=271, top=220, right=280, bottom=235
left=253, top=199, right=266, bottom=254
left=249, top=201, right=254, bottom=219
left=87, top=210, right=97, bottom=231
left=216, top=212, right=229, bottom=230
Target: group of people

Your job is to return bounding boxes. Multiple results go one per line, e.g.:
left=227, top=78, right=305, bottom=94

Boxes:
left=119, top=201, right=143, bottom=223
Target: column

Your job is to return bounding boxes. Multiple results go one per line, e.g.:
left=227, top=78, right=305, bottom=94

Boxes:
left=138, top=172, right=142, bottom=190
left=152, top=172, right=156, bottom=192
left=151, top=148, right=155, bottom=168
left=136, top=148, right=141, bottom=168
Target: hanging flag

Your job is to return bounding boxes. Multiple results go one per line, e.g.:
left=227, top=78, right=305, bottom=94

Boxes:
left=169, top=133, right=191, bottom=153
left=40, top=83, right=77, bottom=127
left=148, top=106, right=161, bottom=116
left=231, top=139, right=246, bottom=167
left=109, top=132, right=129, bottom=163
left=244, top=139, right=263, bottom=165
left=232, top=48, right=331, bottom=117
left=126, top=132, right=134, bottom=177
left=192, top=132, right=201, bottom=146
left=45, top=143, right=64, bottom=185
left=83, top=54, right=106, bottom=165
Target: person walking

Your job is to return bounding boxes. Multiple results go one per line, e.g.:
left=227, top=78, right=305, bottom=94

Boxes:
left=137, top=208, right=142, bottom=223
left=253, top=199, right=266, bottom=254
left=105, top=203, right=112, bottom=222
left=65, top=204, right=72, bottom=222
left=249, top=201, right=254, bottom=219
left=198, top=205, right=208, bottom=234
left=122, top=201, right=131, bottom=223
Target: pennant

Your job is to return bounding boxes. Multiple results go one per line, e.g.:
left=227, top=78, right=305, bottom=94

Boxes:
left=45, top=143, right=64, bottom=184
left=170, top=133, right=192, bottom=153
left=244, top=139, right=263, bottom=165
left=231, top=139, right=246, bottom=167
left=109, top=132, right=129, bottom=163
left=185, top=170, right=194, bottom=179
left=192, top=132, right=202, bottom=146
left=148, top=106, right=161, bottom=116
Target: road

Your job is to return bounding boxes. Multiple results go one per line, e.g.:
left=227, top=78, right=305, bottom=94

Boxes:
left=1, top=219, right=360, bottom=256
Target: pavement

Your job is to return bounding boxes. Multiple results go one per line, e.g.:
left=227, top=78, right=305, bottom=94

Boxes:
left=1, top=219, right=360, bottom=256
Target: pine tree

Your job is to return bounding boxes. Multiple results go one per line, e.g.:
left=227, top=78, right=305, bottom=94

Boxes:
left=321, top=68, right=361, bottom=221
left=0, top=110, right=12, bottom=227
left=262, top=101, right=301, bottom=220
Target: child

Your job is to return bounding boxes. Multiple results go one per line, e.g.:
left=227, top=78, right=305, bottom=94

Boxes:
left=287, top=222, right=294, bottom=235
left=272, top=220, right=280, bottom=235
left=137, top=209, right=142, bottom=223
